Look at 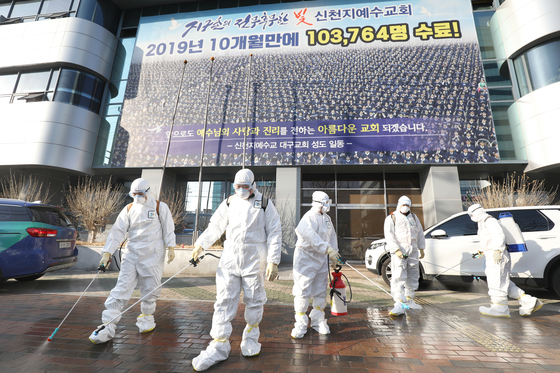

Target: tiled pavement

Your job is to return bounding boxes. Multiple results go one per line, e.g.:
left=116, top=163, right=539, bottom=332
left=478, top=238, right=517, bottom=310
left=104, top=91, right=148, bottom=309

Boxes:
left=1, top=264, right=560, bottom=372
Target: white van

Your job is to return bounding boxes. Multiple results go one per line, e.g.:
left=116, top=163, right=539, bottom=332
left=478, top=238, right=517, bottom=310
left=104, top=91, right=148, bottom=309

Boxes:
left=365, top=206, right=560, bottom=296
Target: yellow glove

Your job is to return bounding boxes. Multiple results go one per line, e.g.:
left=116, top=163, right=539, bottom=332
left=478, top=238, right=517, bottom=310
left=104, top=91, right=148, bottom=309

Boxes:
left=167, top=247, right=175, bottom=264
left=493, top=250, right=502, bottom=265
left=326, top=246, right=341, bottom=266
left=99, top=252, right=111, bottom=270
left=192, top=245, right=204, bottom=261
left=394, top=249, right=404, bottom=259
left=419, top=249, right=425, bottom=259
left=266, top=263, right=278, bottom=282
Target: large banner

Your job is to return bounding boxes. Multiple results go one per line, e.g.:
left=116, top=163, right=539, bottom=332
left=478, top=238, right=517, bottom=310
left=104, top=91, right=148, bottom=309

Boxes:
left=111, top=0, right=498, bottom=167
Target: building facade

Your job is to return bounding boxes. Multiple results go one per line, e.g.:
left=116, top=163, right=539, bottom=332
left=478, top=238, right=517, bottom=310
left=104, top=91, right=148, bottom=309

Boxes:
left=1, top=0, right=559, bottom=261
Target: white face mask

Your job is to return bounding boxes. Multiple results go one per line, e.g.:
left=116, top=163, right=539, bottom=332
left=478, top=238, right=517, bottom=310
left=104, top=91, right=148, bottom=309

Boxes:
left=322, top=204, right=331, bottom=213
left=235, top=188, right=251, bottom=199
left=133, top=195, right=147, bottom=205
left=399, top=205, right=410, bottom=214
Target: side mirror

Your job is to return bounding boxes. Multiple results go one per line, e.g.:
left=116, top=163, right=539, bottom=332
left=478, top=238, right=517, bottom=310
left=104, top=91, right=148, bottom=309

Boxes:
left=430, top=229, right=448, bottom=238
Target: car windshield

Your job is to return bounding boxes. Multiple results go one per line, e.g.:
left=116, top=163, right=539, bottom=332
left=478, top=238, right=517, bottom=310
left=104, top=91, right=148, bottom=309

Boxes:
left=28, top=207, right=72, bottom=227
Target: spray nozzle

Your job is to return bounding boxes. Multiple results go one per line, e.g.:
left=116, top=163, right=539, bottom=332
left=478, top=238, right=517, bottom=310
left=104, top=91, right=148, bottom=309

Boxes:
left=98, top=257, right=112, bottom=272
left=189, top=255, right=205, bottom=267
left=472, top=251, right=483, bottom=259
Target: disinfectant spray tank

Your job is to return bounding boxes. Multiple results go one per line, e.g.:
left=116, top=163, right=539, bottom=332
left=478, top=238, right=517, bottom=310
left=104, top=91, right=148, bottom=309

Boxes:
left=330, top=265, right=348, bottom=316
left=499, top=212, right=528, bottom=252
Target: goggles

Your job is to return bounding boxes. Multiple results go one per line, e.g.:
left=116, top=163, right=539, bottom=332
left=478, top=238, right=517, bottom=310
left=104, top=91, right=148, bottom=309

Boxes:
left=314, top=199, right=332, bottom=206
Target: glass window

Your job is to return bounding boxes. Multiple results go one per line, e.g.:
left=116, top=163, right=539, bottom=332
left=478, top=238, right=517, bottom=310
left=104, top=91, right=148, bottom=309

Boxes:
left=337, top=208, right=386, bottom=258
left=302, top=173, right=335, bottom=189
left=488, top=87, right=514, bottom=101
left=385, top=173, right=421, bottom=188
left=54, top=69, right=105, bottom=113
left=473, top=11, right=495, bottom=59
left=29, top=207, right=72, bottom=227
left=0, top=2, right=12, bottom=17
left=337, top=190, right=384, bottom=204
left=40, top=0, right=71, bottom=14
left=427, top=214, right=478, bottom=237
left=10, top=0, right=41, bottom=18
left=199, top=0, right=218, bottom=11
left=179, top=2, right=198, bottom=12
left=337, top=173, right=383, bottom=189
left=514, top=38, right=560, bottom=96
left=0, top=74, right=18, bottom=94
left=487, top=210, right=554, bottom=232
left=15, top=70, right=51, bottom=92
left=160, top=4, right=178, bottom=15
left=0, top=205, right=31, bottom=221
left=76, top=0, right=121, bottom=35
left=483, top=61, right=511, bottom=87
left=122, top=8, right=140, bottom=28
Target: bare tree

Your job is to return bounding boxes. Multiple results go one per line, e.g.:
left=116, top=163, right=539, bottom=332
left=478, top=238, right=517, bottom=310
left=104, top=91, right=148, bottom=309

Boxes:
left=65, top=176, right=125, bottom=243
left=0, top=170, right=53, bottom=204
left=159, top=187, right=186, bottom=232
left=464, top=173, right=558, bottom=209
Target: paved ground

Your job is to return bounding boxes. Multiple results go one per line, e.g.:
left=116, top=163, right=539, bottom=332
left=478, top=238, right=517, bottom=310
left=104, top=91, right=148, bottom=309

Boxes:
left=1, top=263, right=560, bottom=372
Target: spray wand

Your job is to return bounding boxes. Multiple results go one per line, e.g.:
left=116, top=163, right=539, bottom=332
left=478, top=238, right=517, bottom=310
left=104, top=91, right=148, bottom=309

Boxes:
left=92, top=253, right=220, bottom=336
left=433, top=251, right=483, bottom=279
left=47, top=257, right=112, bottom=341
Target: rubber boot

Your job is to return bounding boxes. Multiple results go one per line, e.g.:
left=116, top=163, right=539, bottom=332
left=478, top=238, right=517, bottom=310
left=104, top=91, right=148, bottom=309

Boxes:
left=519, top=295, right=543, bottom=316
left=89, top=323, right=116, bottom=344
left=406, top=297, right=423, bottom=310
left=136, top=314, right=156, bottom=333
left=479, top=303, right=510, bottom=318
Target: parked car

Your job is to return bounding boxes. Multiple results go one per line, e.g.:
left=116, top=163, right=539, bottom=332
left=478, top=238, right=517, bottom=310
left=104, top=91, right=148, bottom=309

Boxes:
left=365, top=206, right=560, bottom=296
left=0, top=199, right=78, bottom=282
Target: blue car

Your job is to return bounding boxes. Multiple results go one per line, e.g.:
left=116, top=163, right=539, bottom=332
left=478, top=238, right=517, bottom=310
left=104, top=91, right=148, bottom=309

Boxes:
left=0, top=199, right=78, bottom=282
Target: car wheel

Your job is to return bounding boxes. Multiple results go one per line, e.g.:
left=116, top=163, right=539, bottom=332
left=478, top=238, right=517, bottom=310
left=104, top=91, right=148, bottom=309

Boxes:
left=15, top=274, right=44, bottom=282
left=380, top=256, right=392, bottom=286
left=551, top=267, right=560, bottom=298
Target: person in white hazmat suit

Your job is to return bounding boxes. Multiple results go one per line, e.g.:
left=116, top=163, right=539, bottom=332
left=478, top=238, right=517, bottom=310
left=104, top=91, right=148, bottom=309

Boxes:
left=89, top=178, right=176, bottom=344
left=291, top=191, right=340, bottom=339
left=191, top=169, right=282, bottom=372
left=467, top=204, right=542, bottom=317
left=384, top=196, right=425, bottom=316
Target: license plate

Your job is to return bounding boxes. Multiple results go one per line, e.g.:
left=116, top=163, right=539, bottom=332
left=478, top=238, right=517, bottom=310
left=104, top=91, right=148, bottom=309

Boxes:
left=59, top=242, right=72, bottom=249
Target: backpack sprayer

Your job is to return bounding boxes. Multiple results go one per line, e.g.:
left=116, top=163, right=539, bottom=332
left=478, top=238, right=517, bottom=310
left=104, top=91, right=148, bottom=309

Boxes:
left=92, top=253, right=220, bottom=337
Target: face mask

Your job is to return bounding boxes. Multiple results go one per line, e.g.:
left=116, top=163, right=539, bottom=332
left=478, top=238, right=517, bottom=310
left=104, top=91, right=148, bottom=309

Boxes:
left=322, top=204, right=331, bottom=213
left=133, top=195, right=147, bottom=205
left=235, top=188, right=251, bottom=199
left=399, top=205, right=410, bottom=214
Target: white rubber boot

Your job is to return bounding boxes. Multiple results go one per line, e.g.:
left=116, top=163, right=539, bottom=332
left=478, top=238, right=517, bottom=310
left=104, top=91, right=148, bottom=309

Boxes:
left=406, top=297, right=423, bottom=310
left=192, top=338, right=230, bottom=371
left=389, top=302, right=405, bottom=316
left=291, top=312, right=308, bottom=339
left=519, top=295, right=543, bottom=316
left=136, top=314, right=156, bottom=333
left=479, top=304, right=510, bottom=318
left=89, top=323, right=116, bottom=344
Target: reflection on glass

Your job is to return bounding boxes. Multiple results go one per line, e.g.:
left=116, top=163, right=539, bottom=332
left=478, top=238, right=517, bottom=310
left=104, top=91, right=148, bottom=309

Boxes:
left=483, top=61, right=511, bottom=87
left=41, top=0, right=71, bottom=14
left=337, top=190, right=384, bottom=204
left=474, top=11, right=495, bottom=59
left=0, top=74, right=18, bottom=94
left=514, top=38, right=560, bottom=96
left=186, top=181, right=225, bottom=213
left=385, top=173, right=421, bottom=188
left=10, top=0, right=41, bottom=18
left=488, top=87, right=514, bottom=101
left=337, top=208, right=386, bottom=259
left=16, top=71, right=51, bottom=92
left=386, top=189, right=422, bottom=205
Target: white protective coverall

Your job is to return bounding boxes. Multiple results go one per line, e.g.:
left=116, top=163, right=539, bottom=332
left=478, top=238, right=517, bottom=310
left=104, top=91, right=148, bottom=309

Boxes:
left=192, top=170, right=282, bottom=371
left=89, top=179, right=176, bottom=343
left=384, top=196, right=425, bottom=315
left=292, top=191, right=339, bottom=338
left=468, top=204, right=542, bottom=317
